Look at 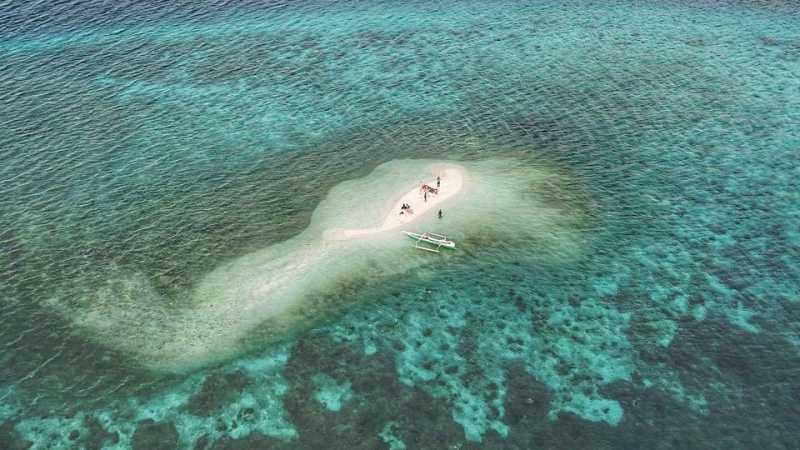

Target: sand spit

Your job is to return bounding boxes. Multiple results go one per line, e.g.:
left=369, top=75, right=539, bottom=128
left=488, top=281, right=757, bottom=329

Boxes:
left=64, top=159, right=586, bottom=372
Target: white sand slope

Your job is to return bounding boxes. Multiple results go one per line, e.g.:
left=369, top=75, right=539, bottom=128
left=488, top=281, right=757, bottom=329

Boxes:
left=336, top=166, right=465, bottom=239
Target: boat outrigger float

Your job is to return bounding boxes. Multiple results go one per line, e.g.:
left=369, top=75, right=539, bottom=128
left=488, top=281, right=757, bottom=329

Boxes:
left=403, top=231, right=456, bottom=253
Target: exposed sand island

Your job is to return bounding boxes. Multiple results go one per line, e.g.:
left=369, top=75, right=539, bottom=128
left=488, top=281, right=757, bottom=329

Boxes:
left=330, top=166, right=464, bottom=240
left=60, top=159, right=587, bottom=372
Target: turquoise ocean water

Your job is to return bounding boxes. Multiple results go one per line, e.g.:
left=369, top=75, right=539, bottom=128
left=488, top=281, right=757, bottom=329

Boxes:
left=1, top=0, right=799, bottom=448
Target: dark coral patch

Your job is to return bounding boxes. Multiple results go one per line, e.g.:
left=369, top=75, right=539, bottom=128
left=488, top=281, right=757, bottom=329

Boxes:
left=81, top=415, right=119, bottom=450
left=131, top=419, right=179, bottom=450
left=0, top=420, right=33, bottom=450
left=185, top=370, right=250, bottom=416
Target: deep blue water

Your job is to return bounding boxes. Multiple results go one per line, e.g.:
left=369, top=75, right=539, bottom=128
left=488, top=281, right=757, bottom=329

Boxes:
left=1, top=0, right=799, bottom=448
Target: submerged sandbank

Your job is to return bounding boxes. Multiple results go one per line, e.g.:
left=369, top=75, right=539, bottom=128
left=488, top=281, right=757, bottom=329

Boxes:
left=61, top=159, right=587, bottom=372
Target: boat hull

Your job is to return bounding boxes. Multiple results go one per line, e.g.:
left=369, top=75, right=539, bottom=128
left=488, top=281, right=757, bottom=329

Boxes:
left=403, top=231, right=456, bottom=249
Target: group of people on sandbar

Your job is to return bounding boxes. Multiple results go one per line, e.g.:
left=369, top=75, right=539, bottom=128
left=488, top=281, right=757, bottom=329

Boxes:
left=420, top=176, right=441, bottom=203
left=400, top=175, right=446, bottom=217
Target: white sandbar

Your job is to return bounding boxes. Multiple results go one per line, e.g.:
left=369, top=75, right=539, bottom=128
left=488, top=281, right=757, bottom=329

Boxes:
left=64, top=158, right=586, bottom=372
left=336, top=166, right=464, bottom=239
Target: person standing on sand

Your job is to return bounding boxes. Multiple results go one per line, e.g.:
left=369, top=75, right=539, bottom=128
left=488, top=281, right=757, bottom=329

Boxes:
left=424, top=191, right=427, bottom=202
left=437, top=176, right=441, bottom=188
left=438, top=209, right=443, bottom=219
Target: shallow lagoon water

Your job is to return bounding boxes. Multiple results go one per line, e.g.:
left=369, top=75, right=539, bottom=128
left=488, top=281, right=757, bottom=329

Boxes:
left=1, top=0, right=799, bottom=448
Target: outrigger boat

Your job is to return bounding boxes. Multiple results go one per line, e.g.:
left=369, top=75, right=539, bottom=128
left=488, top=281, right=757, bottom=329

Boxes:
left=403, top=231, right=456, bottom=253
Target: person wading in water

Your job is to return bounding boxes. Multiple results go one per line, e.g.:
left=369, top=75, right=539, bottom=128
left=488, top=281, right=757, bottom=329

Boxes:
left=438, top=209, right=443, bottom=219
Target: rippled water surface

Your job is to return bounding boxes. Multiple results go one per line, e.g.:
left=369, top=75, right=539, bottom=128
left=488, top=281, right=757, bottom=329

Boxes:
left=1, top=0, right=799, bottom=448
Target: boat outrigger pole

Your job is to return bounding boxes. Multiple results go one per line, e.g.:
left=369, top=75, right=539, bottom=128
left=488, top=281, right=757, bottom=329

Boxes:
left=403, top=231, right=456, bottom=253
